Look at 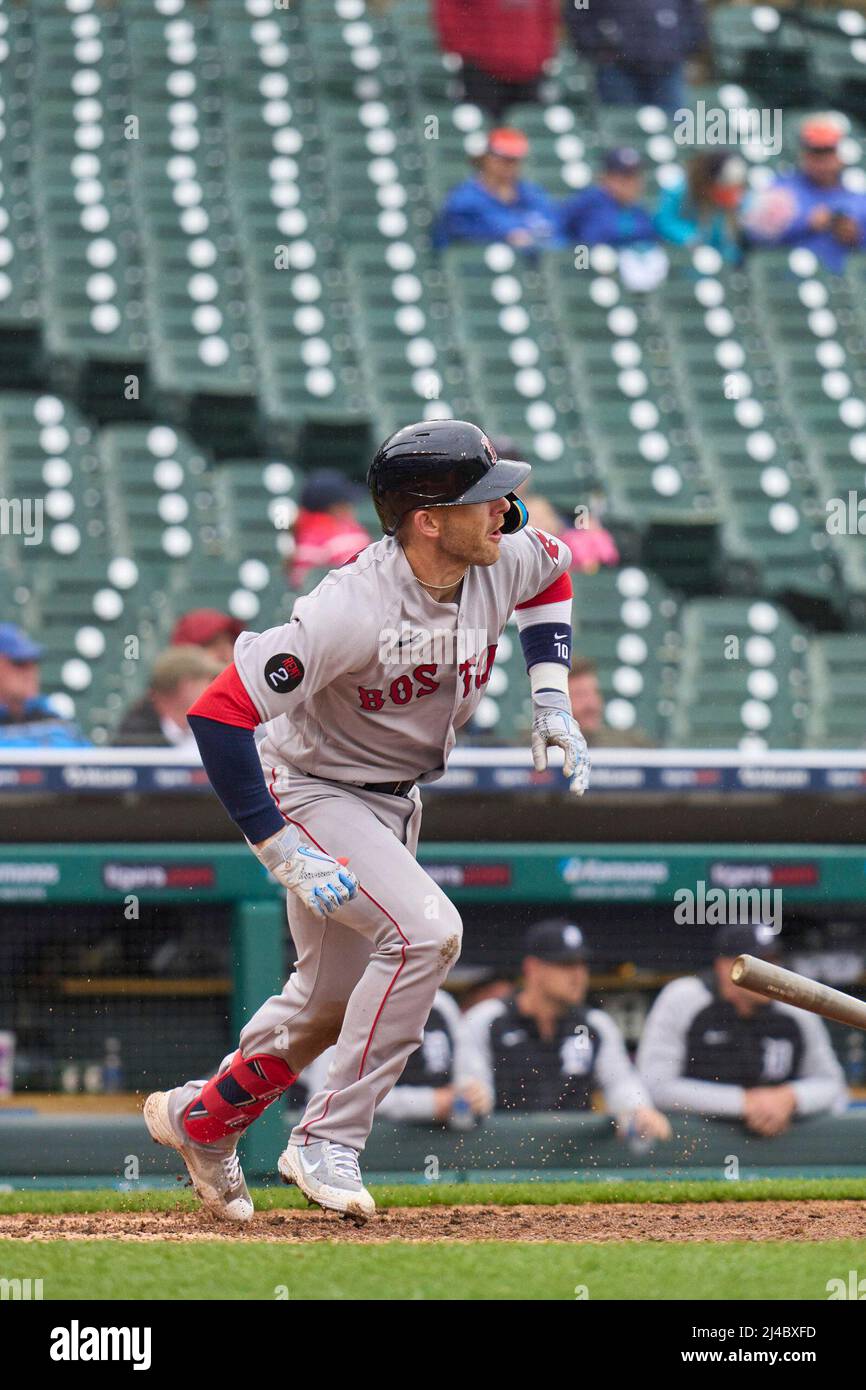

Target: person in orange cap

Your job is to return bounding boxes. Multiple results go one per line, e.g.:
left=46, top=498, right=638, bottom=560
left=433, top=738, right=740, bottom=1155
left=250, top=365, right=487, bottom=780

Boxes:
left=742, top=115, right=866, bottom=272
left=433, top=127, right=564, bottom=250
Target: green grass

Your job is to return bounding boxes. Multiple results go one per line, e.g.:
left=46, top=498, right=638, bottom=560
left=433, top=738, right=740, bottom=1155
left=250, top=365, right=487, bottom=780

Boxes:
left=1, top=1176, right=865, bottom=1215
left=4, top=1180, right=864, bottom=1299
left=3, top=1238, right=865, bottom=1300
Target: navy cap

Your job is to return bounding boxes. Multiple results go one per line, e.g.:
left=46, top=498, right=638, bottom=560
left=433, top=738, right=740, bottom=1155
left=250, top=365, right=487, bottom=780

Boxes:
left=714, top=923, right=780, bottom=961
left=604, top=146, right=642, bottom=175
left=525, top=918, right=590, bottom=965
left=0, top=624, right=43, bottom=662
left=299, top=469, right=364, bottom=512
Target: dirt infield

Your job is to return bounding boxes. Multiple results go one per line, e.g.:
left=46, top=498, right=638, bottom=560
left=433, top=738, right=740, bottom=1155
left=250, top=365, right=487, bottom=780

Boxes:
left=1, top=1200, right=865, bottom=1244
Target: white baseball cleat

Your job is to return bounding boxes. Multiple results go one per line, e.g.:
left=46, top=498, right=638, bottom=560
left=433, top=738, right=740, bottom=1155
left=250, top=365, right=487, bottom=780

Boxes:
left=143, top=1089, right=254, bottom=1224
left=278, top=1140, right=375, bottom=1221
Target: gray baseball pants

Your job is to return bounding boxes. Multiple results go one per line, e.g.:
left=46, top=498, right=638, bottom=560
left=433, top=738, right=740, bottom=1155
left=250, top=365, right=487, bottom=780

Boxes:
left=168, top=768, right=462, bottom=1153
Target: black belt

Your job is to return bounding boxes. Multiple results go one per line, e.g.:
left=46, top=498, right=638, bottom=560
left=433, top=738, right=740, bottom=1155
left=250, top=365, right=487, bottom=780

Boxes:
left=360, top=779, right=416, bottom=798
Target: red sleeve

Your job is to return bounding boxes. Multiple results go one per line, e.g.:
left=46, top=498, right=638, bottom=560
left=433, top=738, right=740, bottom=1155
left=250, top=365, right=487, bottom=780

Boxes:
left=187, top=662, right=260, bottom=730
left=514, top=572, right=573, bottom=611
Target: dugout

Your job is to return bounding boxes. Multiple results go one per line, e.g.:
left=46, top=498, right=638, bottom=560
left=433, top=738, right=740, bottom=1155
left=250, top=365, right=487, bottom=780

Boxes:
left=3, top=802, right=866, bottom=1184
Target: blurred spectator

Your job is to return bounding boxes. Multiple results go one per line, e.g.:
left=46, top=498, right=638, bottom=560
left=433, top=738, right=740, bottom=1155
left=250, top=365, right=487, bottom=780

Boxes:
left=560, top=150, right=669, bottom=290
left=741, top=116, right=866, bottom=273
left=289, top=469, right=371, bottom=589
left=564, top=0, right=707, bottom=114
left=569, top=657, right=655, bottom=747
left=0, top=623, right=89, bottom=748
left=460, top=919, right=671, bottom=1140
left=519, top=487, right=562, bottom=536
left=565, top=501, right=620, bottom=573
left=655, top=152, right=747, bottom=264
left=113, top=646, right=222, bottom=750
left=560, top=149, right=657, bottom=249
left=433, top=127, right=564, bottom=250
left=299, top=989, right=491, bottom=1126
left=638, top=925, right=848, bottom=1134
left=432, top=0, right=559, bottom=121
left=170, top=609, right=245, bottom=667
left=518, top=488, right=619, bottom=572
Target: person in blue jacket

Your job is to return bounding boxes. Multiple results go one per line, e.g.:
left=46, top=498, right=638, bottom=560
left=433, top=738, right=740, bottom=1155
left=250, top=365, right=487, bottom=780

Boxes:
left=741, top=116, right=866, bottom=274
left=0, top=623, right=89, bottom=748
left=559, top=148, right=657, bottom=249
left=433, top=126, right=564, bottom=250
left=655, top=152, right=747, bottom=264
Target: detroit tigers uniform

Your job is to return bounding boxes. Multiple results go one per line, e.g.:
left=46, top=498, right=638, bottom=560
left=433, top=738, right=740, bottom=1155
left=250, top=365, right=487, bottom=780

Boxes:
left=460, top=994, right=651, bottom=1115
left=637, top=974, right=848, bottom=1119
left=166, top=525, right=572, bottom=1153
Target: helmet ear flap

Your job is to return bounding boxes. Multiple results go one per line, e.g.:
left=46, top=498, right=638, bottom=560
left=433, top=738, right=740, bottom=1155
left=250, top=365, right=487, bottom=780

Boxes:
left=501, top=493, right=529, bottom=535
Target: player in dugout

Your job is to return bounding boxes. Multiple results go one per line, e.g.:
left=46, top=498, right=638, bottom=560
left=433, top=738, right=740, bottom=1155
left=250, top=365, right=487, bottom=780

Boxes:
left=460, top=918, right=671, bottom=1143
left=638, top=924, right=849, bottom=1135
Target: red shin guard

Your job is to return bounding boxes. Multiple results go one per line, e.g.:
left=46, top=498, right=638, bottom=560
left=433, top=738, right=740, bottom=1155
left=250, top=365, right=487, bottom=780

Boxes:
left=183, top=1051, right=296, bottom=1144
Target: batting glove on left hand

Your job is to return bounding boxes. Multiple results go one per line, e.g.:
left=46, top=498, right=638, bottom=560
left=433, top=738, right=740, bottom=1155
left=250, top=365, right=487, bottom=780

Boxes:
left=250, top=825, right=359, bottom=917
left=531, top=691, right=591, bottom=795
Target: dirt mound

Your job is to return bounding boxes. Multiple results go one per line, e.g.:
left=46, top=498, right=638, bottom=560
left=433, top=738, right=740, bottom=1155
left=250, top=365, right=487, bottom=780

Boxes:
left=1, top=1200, right=864, bottom=1244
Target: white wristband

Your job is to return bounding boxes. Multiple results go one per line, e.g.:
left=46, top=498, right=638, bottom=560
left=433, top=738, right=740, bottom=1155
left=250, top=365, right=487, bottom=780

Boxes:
left=529, top=661, right=570, bottom=699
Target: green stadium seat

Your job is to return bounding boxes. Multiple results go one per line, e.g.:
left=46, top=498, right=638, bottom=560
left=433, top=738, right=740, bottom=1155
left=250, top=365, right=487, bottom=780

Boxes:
left=805, top=634, right=866, bottom=745
left=672, top=598, right=809, bottom=749
left=711, top=6, right=812, bottom=106
left=3, top=0, right=866, bottom=750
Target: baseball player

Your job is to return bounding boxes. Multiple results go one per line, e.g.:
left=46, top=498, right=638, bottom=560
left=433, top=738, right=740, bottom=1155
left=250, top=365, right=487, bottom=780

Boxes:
left=459, top=919, right=671, bottom=1141
left=144, top=420, right=590, bottom=1222
left=638, top=924, right=848, bottom=1132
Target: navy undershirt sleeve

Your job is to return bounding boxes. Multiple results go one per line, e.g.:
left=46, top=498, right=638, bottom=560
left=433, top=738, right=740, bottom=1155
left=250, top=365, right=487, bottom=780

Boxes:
left=188, top=714, right=285, bottom=844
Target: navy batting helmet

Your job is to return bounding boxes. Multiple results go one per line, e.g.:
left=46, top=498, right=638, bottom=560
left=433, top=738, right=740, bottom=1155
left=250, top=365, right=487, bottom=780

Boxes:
left=366, top=420, right=531, bottom=537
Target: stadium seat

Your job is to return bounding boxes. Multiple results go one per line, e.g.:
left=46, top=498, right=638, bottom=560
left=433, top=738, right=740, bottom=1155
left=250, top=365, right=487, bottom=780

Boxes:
left=672, top=598, right=809, bottom=749
left=1, top=0, right=866, bottom=748
left=805, top=634, right=866, bottom=746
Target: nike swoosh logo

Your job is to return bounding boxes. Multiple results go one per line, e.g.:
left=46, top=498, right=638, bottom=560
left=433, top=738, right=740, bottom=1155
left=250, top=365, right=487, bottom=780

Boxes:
left=554, top=632, right=568, bottom=639
left=297, top=1150, right=322, bottom=1175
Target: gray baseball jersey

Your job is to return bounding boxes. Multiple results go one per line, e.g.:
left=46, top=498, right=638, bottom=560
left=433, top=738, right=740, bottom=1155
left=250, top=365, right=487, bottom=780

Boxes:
left=234, top=527, right=570, bottom=784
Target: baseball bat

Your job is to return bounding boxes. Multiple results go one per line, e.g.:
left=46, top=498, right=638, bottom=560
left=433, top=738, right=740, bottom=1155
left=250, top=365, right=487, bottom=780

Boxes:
left=731, top=954, right=866, bottom=1032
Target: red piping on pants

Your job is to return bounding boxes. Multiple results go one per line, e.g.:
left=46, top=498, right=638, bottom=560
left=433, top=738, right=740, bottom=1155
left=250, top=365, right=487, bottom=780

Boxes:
left=268, top=773, right=412, bottom=1126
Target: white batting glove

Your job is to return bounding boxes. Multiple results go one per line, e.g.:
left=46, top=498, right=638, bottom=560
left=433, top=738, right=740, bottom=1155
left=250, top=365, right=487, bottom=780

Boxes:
left=531, top=691, right=591, bottom=796
left=250, top=824, right=359, bottom=917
